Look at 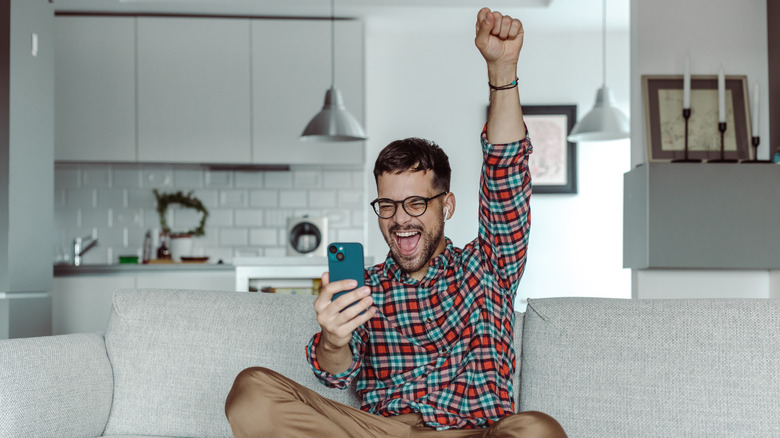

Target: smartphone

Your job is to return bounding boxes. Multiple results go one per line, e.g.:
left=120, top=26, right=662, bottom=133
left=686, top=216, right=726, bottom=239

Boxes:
left=327, top=242, right=366, bottom=311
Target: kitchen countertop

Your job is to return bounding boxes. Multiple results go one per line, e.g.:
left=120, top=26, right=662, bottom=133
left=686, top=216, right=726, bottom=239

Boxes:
left=233, top=257, right=374, bottom=266
left=54, top=262, right=235, bottom=276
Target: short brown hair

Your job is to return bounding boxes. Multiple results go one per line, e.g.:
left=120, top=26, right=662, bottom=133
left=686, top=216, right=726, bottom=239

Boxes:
left=373, top=138, right=451, bottom=193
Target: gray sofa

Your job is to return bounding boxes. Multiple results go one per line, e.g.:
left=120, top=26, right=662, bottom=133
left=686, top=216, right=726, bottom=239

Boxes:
left=2, top=289, right=779, bottom=438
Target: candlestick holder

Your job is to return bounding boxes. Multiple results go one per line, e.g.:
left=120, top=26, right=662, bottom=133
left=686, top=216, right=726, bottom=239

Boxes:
left=741, top=136, right=772, bottom=163
left=708, top=122, right=737, bottom=163
left=672, top=108, right=700, bottom=163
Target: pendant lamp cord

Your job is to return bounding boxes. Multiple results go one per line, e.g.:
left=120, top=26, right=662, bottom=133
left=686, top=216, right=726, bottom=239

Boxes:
left=330, top=0, right=336, bottom=88
left=601, top=0, right=607, bottom=87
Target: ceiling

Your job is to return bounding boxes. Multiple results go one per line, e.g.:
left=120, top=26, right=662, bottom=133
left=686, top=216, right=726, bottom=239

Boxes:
left=52, top=0, right=630, bottom=33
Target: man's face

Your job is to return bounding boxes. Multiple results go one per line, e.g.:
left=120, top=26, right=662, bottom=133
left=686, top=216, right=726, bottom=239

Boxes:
left=375, top=170, right=450, bottom=279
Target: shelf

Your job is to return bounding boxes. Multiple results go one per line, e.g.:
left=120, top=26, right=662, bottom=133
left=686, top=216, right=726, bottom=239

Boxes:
left=624, top=163, right=780, bottom=269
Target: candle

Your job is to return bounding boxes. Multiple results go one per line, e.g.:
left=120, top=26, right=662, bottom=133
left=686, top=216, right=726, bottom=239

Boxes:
left=683, top=54, right=691, bottom=109
left=718, top=67, right=726, bottom=123
left=752, top=83, right=760, bottom=136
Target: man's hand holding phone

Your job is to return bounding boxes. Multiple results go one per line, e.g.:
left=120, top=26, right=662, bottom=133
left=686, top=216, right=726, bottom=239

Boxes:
left=313, top=272, right=376, bottom=374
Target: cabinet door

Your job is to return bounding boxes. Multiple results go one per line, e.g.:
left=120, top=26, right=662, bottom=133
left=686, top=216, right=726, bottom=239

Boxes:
left=137, top=17, right=251, bottom=163
left=52, top=275, right=135, bottom=335
left=135, top=271, right=236, bottom=291
left=252, top=19, right=365, bottom=165
left=54, top=16, right=136, bottom=162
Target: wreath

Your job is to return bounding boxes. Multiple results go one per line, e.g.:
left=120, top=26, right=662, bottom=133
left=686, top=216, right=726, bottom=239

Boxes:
left=153, top=189, right=209, bottom=237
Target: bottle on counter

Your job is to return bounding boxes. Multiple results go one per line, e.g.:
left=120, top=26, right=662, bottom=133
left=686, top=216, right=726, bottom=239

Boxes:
left=157, top=231, right=171, bottom=260
left=142, top=230, right=154, bottom=263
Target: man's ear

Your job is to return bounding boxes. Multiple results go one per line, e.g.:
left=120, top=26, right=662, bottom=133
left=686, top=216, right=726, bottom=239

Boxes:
left=443, top=193, right=456, bottom=221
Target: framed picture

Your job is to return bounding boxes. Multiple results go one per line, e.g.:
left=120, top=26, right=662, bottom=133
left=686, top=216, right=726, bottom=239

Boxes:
left=522, top=105, right=578, bottom=194
left=642, top=74, right=752, bottom=162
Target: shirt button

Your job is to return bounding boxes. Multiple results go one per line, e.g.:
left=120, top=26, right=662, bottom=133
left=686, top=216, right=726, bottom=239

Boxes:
left=425, top=317, right=433, bottom=324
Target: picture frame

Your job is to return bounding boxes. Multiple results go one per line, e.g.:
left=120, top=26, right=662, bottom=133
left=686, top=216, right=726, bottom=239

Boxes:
left=522, top=105, right=578, bottom=194
left=642, top=74, right=752, bottom=162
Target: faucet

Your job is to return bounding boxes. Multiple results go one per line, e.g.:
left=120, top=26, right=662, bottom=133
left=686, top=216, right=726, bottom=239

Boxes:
left=73, top=234, right=98, bottom=266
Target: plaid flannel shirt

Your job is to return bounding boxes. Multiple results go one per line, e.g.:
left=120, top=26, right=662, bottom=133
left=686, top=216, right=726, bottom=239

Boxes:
left=307, top=127, right=532, bottom=430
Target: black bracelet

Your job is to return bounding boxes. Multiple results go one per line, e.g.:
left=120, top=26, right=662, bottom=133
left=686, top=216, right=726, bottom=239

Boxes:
left=488, top=77, right=519, bottom=91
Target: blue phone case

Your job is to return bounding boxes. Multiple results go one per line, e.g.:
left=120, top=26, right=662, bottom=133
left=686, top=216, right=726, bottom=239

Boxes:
left=327, top=242, right=365, bottom=310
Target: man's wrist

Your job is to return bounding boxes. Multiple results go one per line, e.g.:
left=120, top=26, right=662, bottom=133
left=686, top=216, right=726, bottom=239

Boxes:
left=486, top=63, right=518, bottom=86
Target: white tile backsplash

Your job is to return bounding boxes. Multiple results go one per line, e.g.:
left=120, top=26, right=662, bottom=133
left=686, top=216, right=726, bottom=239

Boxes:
left=97, top=189, right=127, bottom=208
left=293, top=170, right=322, bottom=188
left=279, top=190, right=307, bottom=208
left=55, top=165, right=81, bottom=188
left=234, top=171, right=264, bottom=188
left=81, top=165, right=111, bottom=188
left=205, top=170, right=232, bottom=188
left=141, top=166, right=174, bottom=188
left=249, top=228, right=278, bottom=246
left=308, top=190, right=337, bottom=209
left=54, top=163, right=366, bottom=263
left=112, top=165, right=142, bottom=188
left=173, top=168, right=205, bottom=188
left=207, top=210, right=234, bottom=227
left=220, top=228, right=249, bottom=246
left=264, top=171, right=293, bottom=189
left=220, top=190, right=248, bottom=208
left=323, top=171, right=353, bottom=189
left=66, top=189, right=96, bottom=208
left=235, top=209, right=264, bottom=227
left=249, top=189, right=278, bottom=208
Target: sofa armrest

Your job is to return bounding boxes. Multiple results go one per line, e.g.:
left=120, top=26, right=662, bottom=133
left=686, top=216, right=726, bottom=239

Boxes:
left=0, top=333, right=113, bottom=438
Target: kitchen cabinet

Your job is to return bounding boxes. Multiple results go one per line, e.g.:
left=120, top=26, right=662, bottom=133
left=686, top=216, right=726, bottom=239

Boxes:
left=252, top=19, right=365, bottom=165
left=54, top=16, right=136, bottom=162
left=53, top=16, right=365, bottom=166
left=52, top=270, right=235, bottom=335
left=136, top=17, right=252, bottom=163
left=52, top=275, right=135, bottom=335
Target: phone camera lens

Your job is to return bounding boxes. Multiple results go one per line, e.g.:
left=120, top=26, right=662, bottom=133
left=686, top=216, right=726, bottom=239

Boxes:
left=329, top=245, right=337, bottom=254
left=336, top=252, right=344, bottom=261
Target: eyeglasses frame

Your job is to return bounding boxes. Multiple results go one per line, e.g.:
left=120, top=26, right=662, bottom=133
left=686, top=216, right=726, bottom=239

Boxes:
left=369, top=191, right=449, bottom=219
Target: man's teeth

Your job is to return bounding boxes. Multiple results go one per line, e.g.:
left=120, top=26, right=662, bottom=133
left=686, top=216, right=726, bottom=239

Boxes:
left=395, top=231, right=419, bottom=237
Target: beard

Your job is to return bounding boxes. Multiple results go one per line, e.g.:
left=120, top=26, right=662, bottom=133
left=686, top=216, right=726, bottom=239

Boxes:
left=382, top=220, right=444, bottom=275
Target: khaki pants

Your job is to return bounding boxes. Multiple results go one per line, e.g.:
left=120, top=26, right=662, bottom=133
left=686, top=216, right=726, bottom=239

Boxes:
left=225, top=367, right=566, bottom=438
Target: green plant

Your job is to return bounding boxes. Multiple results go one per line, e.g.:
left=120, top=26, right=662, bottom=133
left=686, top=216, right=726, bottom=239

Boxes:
left=153, top=189, right=209, bottom=237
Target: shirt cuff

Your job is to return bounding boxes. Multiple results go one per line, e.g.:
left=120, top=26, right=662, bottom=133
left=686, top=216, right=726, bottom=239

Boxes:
left=306, top=331, right=363, bottom=389
left=481, top=124, right=533, bottom=167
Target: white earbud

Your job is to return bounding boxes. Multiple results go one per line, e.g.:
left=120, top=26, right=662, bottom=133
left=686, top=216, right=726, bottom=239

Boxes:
left=443, top=206, right=450, bottom=221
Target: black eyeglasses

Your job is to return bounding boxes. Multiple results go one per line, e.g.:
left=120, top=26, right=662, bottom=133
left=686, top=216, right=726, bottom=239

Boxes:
left=370, top=192, right=448, bottom=219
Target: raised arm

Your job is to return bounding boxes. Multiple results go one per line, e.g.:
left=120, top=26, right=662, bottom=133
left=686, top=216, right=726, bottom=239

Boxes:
left=474, top=9, right=532, bottom=293
left=475, top=8, right=525, bottom=143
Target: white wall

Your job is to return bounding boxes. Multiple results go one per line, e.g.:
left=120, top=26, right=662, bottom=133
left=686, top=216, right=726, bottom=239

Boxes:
left=363, top=10, right=632, bottom=308
left=631, top=0, right=770, bottom=167
left=629, top=0, right=773, bottom=299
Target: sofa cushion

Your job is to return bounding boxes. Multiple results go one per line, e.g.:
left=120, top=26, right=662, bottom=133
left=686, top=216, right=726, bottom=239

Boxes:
left=0, top=333, right=113, bottom=438
left=103, top=289, right=360, bottom=438
left=520, top=297, right=780, bottom=438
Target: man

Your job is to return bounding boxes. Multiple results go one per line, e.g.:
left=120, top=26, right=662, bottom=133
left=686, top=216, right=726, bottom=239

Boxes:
left=225, top=8, right=566, bottom=437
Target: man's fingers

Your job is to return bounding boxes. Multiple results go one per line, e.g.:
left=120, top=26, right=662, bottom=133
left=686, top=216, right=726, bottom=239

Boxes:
left=509, top=19, right=523, bottom=39
left=340, top=305, right=377, bottom=334
left=499, top=15, right=514, bottom=39
left=475, top=7, right=493, bottom=48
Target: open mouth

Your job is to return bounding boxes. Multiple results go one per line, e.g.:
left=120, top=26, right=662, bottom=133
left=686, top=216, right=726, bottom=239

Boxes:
left=393, top=229, right=422, bottom=256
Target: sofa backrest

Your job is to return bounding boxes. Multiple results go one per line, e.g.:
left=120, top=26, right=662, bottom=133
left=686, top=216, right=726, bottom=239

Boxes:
left=0, top=333, right=113, bottom=438
left=101, top=288, right=525, bottom=438
left=103, top=289, right=358, bottom=438
left=520, top=297, right=780, bottom=438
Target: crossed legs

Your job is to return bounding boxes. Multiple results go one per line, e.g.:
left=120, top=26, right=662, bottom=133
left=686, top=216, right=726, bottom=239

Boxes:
left=225, top=367, right=566, bottom=438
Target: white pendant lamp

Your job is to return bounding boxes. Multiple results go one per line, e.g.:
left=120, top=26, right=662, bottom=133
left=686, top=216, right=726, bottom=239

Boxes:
left=300, top=0, right=367, bottom=142
left=567, top=0, right=629, bottom=142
